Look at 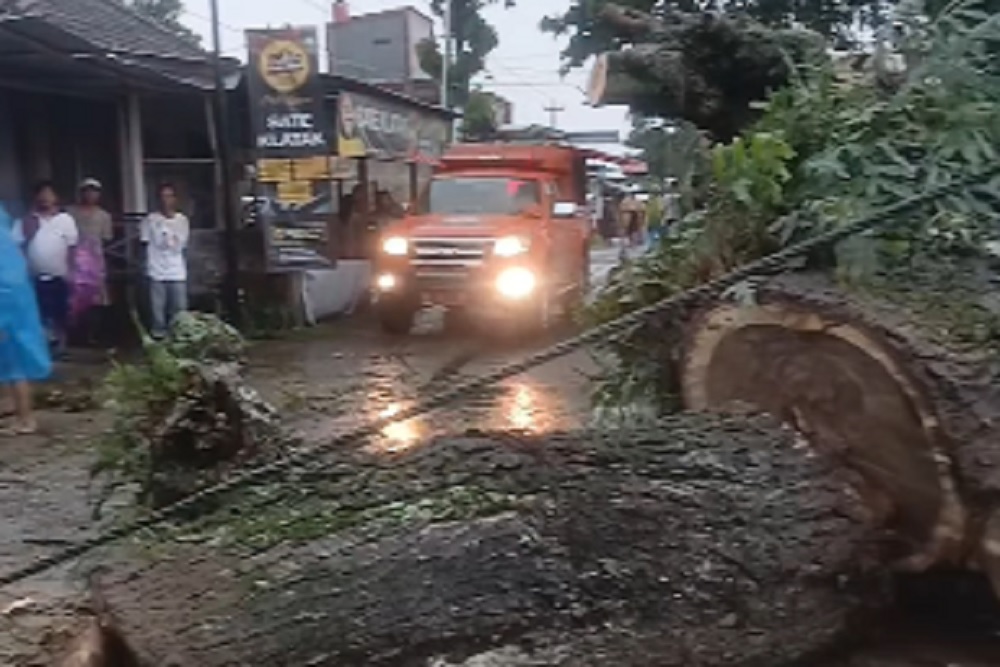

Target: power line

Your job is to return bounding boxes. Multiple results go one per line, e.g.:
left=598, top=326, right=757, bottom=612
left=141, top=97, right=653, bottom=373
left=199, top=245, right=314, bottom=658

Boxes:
left=2, top=166, right=996, bottom=590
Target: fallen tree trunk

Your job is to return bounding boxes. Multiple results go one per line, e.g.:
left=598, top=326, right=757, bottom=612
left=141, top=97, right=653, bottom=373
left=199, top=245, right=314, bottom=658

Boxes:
left=105, top=414, right=889, bottom=666
left=679, top=270, right=1000, bottom=586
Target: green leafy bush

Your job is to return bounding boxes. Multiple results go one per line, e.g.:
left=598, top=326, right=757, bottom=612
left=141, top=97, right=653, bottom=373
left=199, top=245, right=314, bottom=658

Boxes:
left=91, top=313, right=254, bottom=514
left=165, top=311, right=246, bottom=364
left=588, top=0, right=1000, bottom=410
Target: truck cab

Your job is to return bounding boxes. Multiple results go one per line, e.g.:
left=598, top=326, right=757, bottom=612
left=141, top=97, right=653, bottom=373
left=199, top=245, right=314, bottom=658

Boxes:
left=373, top=143, right=592, bottom=335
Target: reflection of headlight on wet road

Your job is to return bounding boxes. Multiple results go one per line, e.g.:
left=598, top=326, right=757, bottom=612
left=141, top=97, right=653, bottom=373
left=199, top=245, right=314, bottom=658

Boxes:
left=508, top=384, right=535, bottom=431
left=377, top=403, right=421, bottom=451
left=496, top=267, right=536, bottom=299
left=382, top=236, right=408, bottom=255
left=375, top=273, right=397, bottom=291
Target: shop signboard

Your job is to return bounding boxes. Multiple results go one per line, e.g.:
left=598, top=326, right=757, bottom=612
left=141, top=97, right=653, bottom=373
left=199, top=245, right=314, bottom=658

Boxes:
left=337, top=91, right=448, bottom=162
left=246, top=27, right=335, bottom=271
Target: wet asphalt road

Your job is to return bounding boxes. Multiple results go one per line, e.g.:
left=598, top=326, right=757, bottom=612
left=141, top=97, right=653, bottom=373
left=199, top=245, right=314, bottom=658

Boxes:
left=0, top=246, right=622, bottom=664
left=251, top=245, right=626, bottom=452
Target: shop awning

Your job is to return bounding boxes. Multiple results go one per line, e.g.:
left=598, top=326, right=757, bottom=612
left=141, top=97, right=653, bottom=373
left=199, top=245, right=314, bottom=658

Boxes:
left=0, top=0, right=237, bottom=96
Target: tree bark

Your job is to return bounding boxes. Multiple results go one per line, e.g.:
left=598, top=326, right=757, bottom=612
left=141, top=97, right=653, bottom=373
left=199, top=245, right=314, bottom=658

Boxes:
left=110, top=414, right=888, bottom=667
left=679, top=271, right=1000, bottom=587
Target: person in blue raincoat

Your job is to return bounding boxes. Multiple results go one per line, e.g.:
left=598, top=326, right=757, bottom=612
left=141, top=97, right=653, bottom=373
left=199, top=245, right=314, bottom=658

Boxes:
left=0, top=202, right=50, bottom=434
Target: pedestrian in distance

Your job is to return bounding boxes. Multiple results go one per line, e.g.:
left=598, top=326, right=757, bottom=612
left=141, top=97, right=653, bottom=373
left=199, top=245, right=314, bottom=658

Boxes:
left=12, top=181, right=79, bottom=357
left=0, top=201, right=51, bottom=435
left=68, top=178, right=112, bottom=344
left=141, top=183, right=190, bottom=339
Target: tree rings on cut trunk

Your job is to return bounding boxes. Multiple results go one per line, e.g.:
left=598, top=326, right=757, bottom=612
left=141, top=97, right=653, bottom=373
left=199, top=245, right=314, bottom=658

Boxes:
left=682, top=297, right=966, bottom=572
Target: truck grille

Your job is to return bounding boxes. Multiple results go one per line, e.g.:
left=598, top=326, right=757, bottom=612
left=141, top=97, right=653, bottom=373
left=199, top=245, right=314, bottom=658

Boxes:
left=411, top=237, right=492, bottom=281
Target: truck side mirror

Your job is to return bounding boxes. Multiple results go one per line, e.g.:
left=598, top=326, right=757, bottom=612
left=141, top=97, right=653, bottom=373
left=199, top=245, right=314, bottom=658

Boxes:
left=552, top=202, right=577, bottom=218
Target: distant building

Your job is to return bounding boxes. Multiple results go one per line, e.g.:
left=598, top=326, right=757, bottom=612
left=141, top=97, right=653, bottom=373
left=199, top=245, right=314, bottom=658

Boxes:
left=328, top=4, right=435, bottom=100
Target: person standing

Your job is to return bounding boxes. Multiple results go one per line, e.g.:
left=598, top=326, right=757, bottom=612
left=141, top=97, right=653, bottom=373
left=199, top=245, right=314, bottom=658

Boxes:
left=68, top=178, right=112, bottom=342
left=12, top=181, right=78, bottom=356
left=141, top=183, right=190, bottom=339
left=0, top=202, right=51, bottom=434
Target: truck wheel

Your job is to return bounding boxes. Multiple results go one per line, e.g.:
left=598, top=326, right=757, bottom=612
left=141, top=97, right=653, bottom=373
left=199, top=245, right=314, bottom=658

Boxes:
left=378, top=307, right=416, bottom=335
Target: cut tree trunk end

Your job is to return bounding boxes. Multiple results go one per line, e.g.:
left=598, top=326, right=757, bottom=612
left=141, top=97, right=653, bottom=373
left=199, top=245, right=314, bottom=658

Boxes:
left=680, top=272, right=1000, bottom=588
left=100, top=415, right=888, bottom=667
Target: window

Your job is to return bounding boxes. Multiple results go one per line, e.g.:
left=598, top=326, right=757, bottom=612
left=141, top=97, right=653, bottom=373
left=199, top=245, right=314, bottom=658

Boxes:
left=424, top=177, right=540, bottom=216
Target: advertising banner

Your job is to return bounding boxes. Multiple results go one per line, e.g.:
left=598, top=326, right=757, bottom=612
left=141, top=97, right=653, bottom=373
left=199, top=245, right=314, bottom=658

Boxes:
left=247, top=27, right=335, bottom=271
left=337, top=91, right=447, bottom=162
left=247, top=27, right=330, bottom=158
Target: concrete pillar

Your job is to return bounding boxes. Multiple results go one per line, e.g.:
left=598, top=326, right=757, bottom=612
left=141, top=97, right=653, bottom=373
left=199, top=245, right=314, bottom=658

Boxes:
left=0, top=95, right=21, bottom=206
left=119, top=93, right=147, bottom=212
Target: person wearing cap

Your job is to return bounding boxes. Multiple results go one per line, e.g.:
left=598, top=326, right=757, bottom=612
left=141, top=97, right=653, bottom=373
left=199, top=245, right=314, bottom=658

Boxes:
left=68, top=179, right=112, bottom=342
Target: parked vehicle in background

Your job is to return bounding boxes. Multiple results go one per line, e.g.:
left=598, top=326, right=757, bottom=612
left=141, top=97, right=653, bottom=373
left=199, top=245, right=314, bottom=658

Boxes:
left=373, top=142, right=592, bottom=336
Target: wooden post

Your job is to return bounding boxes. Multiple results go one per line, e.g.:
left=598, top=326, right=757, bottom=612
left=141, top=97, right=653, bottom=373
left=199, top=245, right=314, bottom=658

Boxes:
left=355, top=157, right=369, bottom=258
left=408, top=161, right=418, bottom=204
left=126, top=93, right=146, bottom=211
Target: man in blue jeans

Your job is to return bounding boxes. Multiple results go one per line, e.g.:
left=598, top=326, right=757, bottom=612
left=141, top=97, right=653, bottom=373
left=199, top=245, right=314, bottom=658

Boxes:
left=12, top=181, right=79, bottom=355
left=140, top=183, right=190, bottom=338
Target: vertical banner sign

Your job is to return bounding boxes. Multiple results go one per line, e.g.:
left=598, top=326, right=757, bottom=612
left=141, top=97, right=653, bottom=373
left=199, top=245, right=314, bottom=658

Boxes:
left=246, top=27, right=335, bottom=271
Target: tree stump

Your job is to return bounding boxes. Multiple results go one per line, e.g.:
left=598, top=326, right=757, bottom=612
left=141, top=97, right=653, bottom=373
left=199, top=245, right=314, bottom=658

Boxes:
left=679, top=271, right=1000, bottom=587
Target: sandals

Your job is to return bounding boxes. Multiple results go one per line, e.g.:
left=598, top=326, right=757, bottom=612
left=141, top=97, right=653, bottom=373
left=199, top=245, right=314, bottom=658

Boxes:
left=0, top=422, right=38, bottom=436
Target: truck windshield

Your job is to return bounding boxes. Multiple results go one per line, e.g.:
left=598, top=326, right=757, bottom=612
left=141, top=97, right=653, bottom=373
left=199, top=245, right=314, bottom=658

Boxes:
left=425, top=177, right=541, bottom=215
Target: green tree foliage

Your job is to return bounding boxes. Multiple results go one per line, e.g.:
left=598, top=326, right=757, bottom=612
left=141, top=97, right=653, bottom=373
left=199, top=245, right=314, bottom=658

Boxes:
left=542, top=0, right=898, bottom=70
left=461, top=89, right=499, bottom=140
left=577, top=4, right=828, bottom=139
left=123, top=0, right=202, bottom=46
left=418, top=0, right=515, bottom=108
left=587, top=0, right=1000, bottom=411
left=93, top=313, right=250, bottom=513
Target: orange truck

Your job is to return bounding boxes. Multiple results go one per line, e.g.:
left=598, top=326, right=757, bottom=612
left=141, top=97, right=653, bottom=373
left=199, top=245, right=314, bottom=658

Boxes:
left=373, top=142, right=592, bottom=335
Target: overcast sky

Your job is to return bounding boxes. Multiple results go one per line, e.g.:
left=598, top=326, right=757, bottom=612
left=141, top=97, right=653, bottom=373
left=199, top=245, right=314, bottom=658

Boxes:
left=180, top=0, right=631, bottom=142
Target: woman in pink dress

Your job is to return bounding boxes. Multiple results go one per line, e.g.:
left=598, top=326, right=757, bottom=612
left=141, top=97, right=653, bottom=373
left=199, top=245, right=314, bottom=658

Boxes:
left=68, top=234, right=106, bottom=331
left=68, top=179, right=112, bottom=343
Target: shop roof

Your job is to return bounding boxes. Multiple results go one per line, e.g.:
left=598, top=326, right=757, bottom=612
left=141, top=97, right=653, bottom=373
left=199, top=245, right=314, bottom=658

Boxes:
left=0, top=0, right=229, bottom=93
left=1, top=0, right=208, bottom=61
left=322, top=73, right=459, bottom=119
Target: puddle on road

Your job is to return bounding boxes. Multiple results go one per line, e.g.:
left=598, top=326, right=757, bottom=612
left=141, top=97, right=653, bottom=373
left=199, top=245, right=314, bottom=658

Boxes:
left=365, top=379, right=568, bottom=453
left=375, top=402, right=424, bottom=452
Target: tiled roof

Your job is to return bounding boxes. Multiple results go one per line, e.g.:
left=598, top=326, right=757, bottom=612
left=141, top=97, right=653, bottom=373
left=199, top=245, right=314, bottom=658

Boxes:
left=4, top=0, right=209, bottom=61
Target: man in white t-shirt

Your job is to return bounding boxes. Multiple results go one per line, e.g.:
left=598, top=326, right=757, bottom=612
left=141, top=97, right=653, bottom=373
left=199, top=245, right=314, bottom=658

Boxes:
left=12, top=181, right=79, bottom=353
left=140, top=183, right=190, bottom=338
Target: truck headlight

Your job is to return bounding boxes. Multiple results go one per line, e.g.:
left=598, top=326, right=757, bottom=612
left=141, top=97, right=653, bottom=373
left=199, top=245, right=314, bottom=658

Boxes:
left=382, top=236, right=408, bottom=256
left=376, top=273, right=397, bottom=291
left=496, top=267, right=536, bottom=299
left=493, top=236, right=529, bottom=257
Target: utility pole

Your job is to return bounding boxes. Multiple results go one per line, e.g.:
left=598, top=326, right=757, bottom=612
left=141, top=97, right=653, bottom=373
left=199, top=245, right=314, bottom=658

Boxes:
left=209, top=0, right=241, bottom=326
left=543, top=100, right=565, bottom=129
left=441, top=0, right=452, bottom=130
